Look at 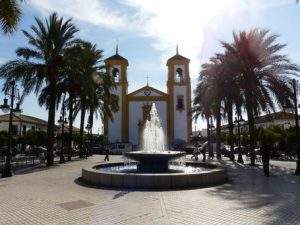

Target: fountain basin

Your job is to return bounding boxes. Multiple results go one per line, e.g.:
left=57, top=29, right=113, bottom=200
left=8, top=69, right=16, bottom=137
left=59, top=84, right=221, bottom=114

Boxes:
left=124, top=151, right=185, bottom=173
left=81, top=162, right=227, bottom=189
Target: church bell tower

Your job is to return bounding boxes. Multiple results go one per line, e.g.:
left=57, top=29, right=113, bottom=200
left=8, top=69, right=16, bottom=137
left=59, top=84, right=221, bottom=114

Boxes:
left=167, top=47, right=192, bottom=144
left=104, top=46, right=128, bottom=142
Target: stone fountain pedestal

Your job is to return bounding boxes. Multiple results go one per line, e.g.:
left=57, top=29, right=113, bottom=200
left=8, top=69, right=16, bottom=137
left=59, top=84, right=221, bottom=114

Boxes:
left=124, top=151, right=186, bottom=173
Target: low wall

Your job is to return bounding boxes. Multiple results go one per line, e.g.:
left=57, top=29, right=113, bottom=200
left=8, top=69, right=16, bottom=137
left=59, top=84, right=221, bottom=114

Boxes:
left=82, top=162, right=227, bottom=189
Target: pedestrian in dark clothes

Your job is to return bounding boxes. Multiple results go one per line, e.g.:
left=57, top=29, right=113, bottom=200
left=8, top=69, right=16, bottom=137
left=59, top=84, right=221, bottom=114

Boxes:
left=262, top=140, right=271, bottom=177
left=104, top=147, right=109, bottom=161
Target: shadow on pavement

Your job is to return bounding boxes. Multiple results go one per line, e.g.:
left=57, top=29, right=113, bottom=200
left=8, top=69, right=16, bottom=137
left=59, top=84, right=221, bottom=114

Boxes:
left=207, top=160, right=300, bottom=225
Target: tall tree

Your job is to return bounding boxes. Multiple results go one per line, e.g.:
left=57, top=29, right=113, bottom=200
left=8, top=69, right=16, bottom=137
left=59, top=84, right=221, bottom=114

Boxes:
left=222, top=29, right=298, bottom=165
left=201, top=59, right=222, bottom=159
left=193, top=74, right=213, bottom=162
left=62, top=43, right=85, bottom=161
left=0, top=0, right=23, bottom=34
left=68, top=41, right=115, bottom=158
left=0, top=13, right=78, bottom=166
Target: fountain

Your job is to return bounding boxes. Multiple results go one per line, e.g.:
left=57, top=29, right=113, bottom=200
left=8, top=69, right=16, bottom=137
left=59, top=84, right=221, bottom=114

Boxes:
left=124, top=103, right=185, bottom=173
left=81, top=103, right=227, bottom=189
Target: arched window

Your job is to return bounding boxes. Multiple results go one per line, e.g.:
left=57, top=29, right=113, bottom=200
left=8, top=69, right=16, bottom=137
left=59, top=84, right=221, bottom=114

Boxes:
left=112, top=68, right=120, bottom=82
left=175, top=68, right=183, bottom=82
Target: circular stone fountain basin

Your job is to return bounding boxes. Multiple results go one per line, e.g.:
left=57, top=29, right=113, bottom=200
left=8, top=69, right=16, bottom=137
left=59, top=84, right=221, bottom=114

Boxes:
left=81, top=162, right=227, bottom=189
left=124, top=151, right=186, bottom=173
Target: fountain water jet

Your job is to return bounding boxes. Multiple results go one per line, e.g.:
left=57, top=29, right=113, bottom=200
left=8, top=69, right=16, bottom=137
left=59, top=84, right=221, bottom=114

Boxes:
left=124, top=103, right=185, bottom=173
left=140, top=103, right=166, bottom=152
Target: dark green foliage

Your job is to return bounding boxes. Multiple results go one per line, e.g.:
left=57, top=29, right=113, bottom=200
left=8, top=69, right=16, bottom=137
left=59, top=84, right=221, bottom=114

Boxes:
left=0, top=12, right=78, bottom=166
left=193, top=29, right=299, bottom=166
left=0, top=131, right=8, bottom=146
left=19, top=130, right=47, bottom=146
left=0, top=0, right=23, bottom=34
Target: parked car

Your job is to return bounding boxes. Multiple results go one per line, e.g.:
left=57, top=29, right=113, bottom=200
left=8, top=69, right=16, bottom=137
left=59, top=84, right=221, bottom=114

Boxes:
left=172, top=139, right=187, bottom=151
left=30, top=146, right=47, bottom=157
left=110, top=143, right=132, bottom=154
left=254, top=147, right=261, bottom=155
left=222, top=145, right=231, bottom=157
left=184, top=145, right=195, bottom=154
left=89, top=145, right=105, bottom=154
left=0, top=146, right=19, bottom=157
left=233, top=146, right=247, bottom=154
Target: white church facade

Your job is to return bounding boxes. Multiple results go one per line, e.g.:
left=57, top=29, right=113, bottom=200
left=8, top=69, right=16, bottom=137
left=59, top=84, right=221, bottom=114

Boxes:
left=104, top=48, right=192, bottom=147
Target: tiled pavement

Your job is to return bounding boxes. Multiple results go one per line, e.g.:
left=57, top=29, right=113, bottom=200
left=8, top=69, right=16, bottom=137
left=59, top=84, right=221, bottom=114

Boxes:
left=0, top=155, right=300, bottom=225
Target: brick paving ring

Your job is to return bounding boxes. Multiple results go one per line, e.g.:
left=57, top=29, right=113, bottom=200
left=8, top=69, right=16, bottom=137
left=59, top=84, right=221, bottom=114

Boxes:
left=81, top=162, right=228, bottom=189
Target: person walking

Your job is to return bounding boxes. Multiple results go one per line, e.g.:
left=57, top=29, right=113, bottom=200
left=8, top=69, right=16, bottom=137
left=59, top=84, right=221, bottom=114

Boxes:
left=261, top=140, right=270, bottom=177
left=104, top=146, right=110, bottom=161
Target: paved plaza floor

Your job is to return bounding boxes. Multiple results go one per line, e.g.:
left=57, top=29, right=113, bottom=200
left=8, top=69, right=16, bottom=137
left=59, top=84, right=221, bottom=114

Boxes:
left=0, top=155, right=300, bottom=225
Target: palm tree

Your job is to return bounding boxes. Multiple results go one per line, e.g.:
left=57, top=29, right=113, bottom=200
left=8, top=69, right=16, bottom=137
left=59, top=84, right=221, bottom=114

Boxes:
left=62, top=44, right=84, bottom=161
left=66, top=41, right=115, bottom=158
left=0, top=13, right=78, bottom=166
left=197, top=54, right=238, bottom=160
left=193, top=74, right=213, bottom=162
left=0, top=0, right=24, bottom=34
left=199, top=57, right=223, bottom=159
left=222, top=29, right=298, bottom=165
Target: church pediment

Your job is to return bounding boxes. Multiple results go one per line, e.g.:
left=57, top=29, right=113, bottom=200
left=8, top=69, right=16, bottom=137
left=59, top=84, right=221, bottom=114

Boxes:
left=128, top=85, right=168, bottom=97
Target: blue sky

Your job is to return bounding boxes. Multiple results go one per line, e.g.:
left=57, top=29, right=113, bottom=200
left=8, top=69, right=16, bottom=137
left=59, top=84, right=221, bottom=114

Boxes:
left=0, top=0, right=299, bottom=132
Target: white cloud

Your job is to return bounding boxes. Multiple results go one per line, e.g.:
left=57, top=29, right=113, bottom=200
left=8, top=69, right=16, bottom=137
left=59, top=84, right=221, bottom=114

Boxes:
left=26, top=0, right=295, bottom=130
left=29, top=0, right=127, bottom=30
left=28, top=0, right=292, bottom=78
left=122, top=0, right=250, bottom=77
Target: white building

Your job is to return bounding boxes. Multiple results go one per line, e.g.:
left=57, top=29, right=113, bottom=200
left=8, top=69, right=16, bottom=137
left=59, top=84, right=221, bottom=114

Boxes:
left=220, top=111, right=298, bottom=135
left=0, top=114, right=48, bottom=135
left=104, top=48, right=192, bottom=146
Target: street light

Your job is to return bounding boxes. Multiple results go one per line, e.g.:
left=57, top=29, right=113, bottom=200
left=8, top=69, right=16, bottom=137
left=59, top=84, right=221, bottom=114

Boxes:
left=0, top=80, right=22, bottom=177
left=234, top=115, right=244, bottom=164
left=85, top=122, right=92, bottom=157
left=208, top=118, right=215, bottom=159
left=58, top=96, right=67, bottom=163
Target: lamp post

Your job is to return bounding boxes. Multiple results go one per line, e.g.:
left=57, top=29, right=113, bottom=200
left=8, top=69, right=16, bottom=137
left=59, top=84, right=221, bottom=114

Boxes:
left=85, top=123, right=93, bottom=157
left=292, top=78, right=300, bottom=175
left=292, top=79, right=299, bottom=130
left=208, top=118, right=215, bottom=158
left=57, top=99, right=67, bottom=164
left=234, top=115, right=244, bottom=163
left=0, top=81, right=22, bottom=177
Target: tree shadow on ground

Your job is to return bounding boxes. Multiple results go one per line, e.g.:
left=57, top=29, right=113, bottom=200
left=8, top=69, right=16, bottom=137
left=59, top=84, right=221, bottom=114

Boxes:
left=207, top=160, right=300, bottom=225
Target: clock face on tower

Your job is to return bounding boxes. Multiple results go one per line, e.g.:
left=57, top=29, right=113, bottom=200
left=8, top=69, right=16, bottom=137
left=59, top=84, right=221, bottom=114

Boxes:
left=144, top=89, right=151, bottom=96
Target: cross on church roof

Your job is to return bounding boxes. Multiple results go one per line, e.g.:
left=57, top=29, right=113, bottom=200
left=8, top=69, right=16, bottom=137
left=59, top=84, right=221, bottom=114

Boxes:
left=115, top=39, right=119, bottom=55
left=146, top=75, right=150, bottom=86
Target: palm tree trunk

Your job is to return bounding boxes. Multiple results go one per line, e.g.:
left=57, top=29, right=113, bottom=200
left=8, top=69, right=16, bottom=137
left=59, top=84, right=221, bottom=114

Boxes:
left=79, top=104, right=86, bottom=158
left=203, top=116, right=209, bottom=162
left=296, top=151, right=300, bottom=175
left=67, top=94, right=74, bottom=161
left=88, top=109, right=94, bottom=130
left=216, top=106, right=221, bottom=160
left=245, top=96, right=256, bottom=166
left=46, top=83, right=56, bottom=166
left=87, top=109, right=94, bottom=157
left=227, top=99, right=235, bottom=161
